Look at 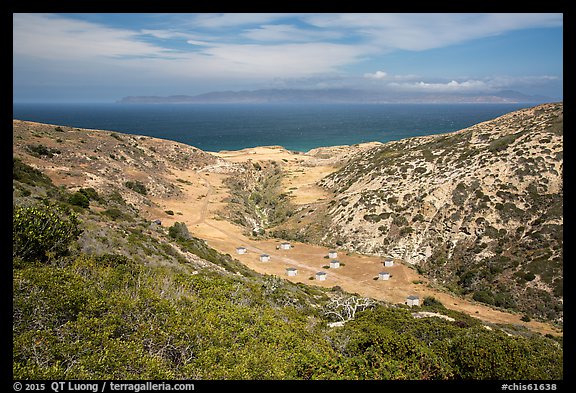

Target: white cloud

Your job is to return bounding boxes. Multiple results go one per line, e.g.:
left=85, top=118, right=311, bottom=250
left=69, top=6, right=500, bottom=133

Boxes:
left=13, top=13, right=363, bottom=81
left=13, top=14, right=174, bottom=60
left=198, top=42, right=365, bottom=76
left=384, top=75, right=561, bottom=94
left=140, top=29, right=198, bottom=40
left=304, top=13, right=563, bottom=51
left=364, top=70, right=388, bottom=79
left=186, top=39, right=214, bottom=47
left=13, top=13, right=563, bottom=100
left=487, top=75, right=560, bottom=88
left=187, top=13, right=302, bottom=28
left=390, top=79, right=490, bottom=92
left=14, top=13, right=562, bottom=74
left=241, top=24, right=342, bottom=42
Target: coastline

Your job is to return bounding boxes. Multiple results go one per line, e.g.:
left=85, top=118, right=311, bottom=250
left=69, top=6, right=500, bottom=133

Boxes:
left=13, top=102, right=536, bottom=153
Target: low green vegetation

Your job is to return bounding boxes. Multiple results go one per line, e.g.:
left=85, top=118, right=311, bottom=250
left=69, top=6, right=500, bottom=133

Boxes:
left=488, top=131, right=526, bottom=153
left=13, top=238, right=563, bottom=379
left=26, top=144, right=61, bottom=158
left=12, top=157, right=563, bottom=380
left=13, top=204, right=82, bottom=264
left=125, top=180, right=148, bottom=195
left=13, top=157, right=54, bottom=188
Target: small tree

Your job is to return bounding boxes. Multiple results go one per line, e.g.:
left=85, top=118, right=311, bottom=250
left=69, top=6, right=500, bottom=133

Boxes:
left=13, top=204, right=82, bottom=262
left=323, top=294, right=376, bottom=322
left=168, top=222, right=191, bottom=241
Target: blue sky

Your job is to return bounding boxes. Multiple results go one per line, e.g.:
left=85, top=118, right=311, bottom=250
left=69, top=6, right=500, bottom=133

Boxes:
left=13, top=13, right=563, bottom=103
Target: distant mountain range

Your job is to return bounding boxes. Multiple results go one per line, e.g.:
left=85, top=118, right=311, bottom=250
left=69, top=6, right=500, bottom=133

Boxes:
left=118, top=88, right=553, bottom=104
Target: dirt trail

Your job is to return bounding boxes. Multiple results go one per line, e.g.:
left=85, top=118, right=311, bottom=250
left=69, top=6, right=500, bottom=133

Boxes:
left=148, top=148, right=562, bottom=337
left=191, top=177, right=213, bottom=225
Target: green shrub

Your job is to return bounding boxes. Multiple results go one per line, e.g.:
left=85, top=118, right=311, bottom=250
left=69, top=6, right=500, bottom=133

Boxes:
left=168, top=222, right=191, bottom=241
left=125, top=180, right=147, bottom=195
left=13, top=204, right=82, bottom=263
left=446, top=327, right=562, bottom=379
left=423, top=296, right=444, bottom=309
left=451, top=182, right=468, bottom=206
left=13, top=158, right=54, bottom=188
left=105, top=191, right=126, bottom=205
left=472, top=290, right=494, bottom=305
left=26, top=144, right=61, bottom=158
left=392, top=215, right=408, bottom=227
left=412, top=213, right=425, bottom=222
left=68, top=191, right=90, bottom=208
left=488, top=133, right=521, bottom=153
left=101, top=208, right=130, bottom=221
left=79, top=187, right=99, bottom=201
left=363, top=214, right=381, bottom=223
left=421, top=149, right=435, bottom=161
left=553, top=278, right=563, bottom=297
left=399, top=227, right=414, bottom=236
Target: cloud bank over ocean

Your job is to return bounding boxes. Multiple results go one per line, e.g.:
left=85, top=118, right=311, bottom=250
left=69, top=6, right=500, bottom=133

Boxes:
left=13, top=13, right=563, bottom=103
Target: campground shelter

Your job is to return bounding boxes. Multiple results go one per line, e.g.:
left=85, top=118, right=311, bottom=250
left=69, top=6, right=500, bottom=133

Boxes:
left=286, top=267, right=298, bottom=276
left=406, top=295, right=420, bottom=306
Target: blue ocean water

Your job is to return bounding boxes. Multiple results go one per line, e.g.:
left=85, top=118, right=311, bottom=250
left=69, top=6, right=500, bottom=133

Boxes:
left=12, top=103, right=533, bottom=152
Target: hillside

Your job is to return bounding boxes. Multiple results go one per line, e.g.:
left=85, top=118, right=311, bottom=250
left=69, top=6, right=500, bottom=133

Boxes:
left=12, top=107, right=563, bottom=380
left=12, top=119, right=238, bottom=202
left=275, top=103, right=563, bottom=323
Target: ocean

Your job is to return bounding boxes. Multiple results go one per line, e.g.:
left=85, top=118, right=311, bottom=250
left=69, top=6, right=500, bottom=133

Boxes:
left=12, top=103, right=534, bottom=152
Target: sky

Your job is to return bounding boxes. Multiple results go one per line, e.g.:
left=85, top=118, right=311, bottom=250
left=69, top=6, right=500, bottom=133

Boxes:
left=13, top=13, right=563, bottom=103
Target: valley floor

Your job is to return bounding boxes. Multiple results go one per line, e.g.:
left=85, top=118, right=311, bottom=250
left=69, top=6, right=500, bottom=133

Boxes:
left=143, top=146, right=562, bottom=337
